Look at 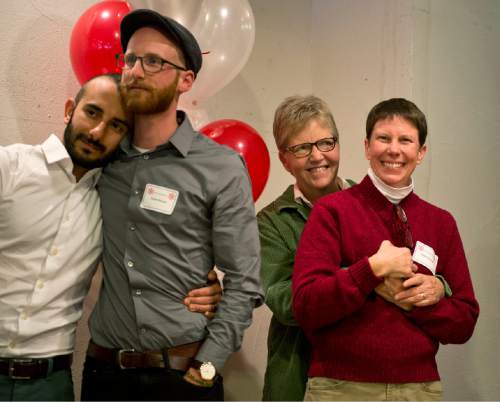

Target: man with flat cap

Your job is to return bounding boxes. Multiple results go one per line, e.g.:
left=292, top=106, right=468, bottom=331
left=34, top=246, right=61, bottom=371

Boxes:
left=81, top=9, right=263, bottom=401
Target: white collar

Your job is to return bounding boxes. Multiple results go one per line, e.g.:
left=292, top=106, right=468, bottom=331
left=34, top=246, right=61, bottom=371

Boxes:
left=293, top=183, right=313, bottom=208
left=293, top=178, right=349, bottom=207
left=367, top=167, right=413, bottom=204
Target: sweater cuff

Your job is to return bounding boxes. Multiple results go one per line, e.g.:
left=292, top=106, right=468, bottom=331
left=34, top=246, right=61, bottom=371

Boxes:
left=349, top=256, right=383, bottom=295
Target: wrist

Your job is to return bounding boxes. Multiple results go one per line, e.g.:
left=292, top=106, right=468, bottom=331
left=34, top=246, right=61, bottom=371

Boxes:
left=190, top=359, right=217, bottom=381
left=368, top=255, right=384, bottom=278
left=184, top=367, right=214, bottom=387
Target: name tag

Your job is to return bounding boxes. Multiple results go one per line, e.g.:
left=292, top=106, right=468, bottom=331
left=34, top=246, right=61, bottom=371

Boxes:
left=412, top=240, right=438, bottom=274
left=140, top=184, right=179, bottom=215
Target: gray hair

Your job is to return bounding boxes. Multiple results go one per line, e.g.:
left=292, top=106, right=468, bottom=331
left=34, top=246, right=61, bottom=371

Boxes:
left=273, top=95, right=339, bottom=150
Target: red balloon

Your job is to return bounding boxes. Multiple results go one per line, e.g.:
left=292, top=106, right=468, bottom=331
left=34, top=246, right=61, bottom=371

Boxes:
left=70, top=1, right=132, bottom=84
left=200, top=119, right=270, bottom=202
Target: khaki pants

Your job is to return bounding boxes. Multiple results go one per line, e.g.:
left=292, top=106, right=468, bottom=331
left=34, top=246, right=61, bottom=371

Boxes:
left=304, top=377, right=443, bottom=401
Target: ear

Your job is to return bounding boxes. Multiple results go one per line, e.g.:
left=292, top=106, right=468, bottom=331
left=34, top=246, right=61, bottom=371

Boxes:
left=177, top=70, right=195, bottom=94
left=416, top=143, right=428, bottom=164
left=64, top=98, right=76, bottom=124
left=364, top=138, right=371, bottom=161
left=279, top=150, right=292, bottom=174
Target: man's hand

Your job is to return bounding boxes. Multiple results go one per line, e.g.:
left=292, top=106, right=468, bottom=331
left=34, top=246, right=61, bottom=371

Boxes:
left=183, top=367, right=214, bottom=388
left=183, top=269, right=222, bottom=319
left=368, top=240, right=417, bottom=279
left=394, top=273, right=445, bottom=307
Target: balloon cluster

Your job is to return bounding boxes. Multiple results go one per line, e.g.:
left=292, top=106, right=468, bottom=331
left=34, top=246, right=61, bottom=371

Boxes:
left=69, top=1, right=269, bottom=201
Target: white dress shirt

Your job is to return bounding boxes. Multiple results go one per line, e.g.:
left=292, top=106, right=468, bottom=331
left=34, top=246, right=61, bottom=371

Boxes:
left=0, top=134, right=102, bottom=358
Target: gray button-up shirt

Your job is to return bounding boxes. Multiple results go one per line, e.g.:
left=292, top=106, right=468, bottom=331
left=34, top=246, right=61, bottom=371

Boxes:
left=89, top=112, right=263, bottom=370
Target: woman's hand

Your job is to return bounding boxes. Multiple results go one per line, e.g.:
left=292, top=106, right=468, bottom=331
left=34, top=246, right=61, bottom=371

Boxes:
left=394, top=273, right=445, bottom=307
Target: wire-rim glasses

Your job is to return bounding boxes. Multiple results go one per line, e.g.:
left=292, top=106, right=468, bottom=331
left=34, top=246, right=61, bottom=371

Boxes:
left=285, top=137, right=337, bottom=158
left=116, top=53, right=187, bottom=74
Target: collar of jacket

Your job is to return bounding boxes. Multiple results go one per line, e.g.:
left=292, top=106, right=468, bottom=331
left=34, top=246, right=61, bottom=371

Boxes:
left=274, top=185, right=311, bottom=221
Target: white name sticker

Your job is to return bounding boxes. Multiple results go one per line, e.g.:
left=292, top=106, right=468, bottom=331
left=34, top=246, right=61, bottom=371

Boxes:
left=412, top=240, right=438, bottom=274
left=140, top=184, right=179, bottom=215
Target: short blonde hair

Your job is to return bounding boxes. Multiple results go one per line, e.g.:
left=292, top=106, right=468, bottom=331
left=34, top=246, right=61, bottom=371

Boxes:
left=273, top=95, right=338, bottom=150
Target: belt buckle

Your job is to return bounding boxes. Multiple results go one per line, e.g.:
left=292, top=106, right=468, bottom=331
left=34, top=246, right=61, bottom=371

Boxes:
left=117, top=349, right=135, bottom=369
left=8, top=359, right=33, bottom=380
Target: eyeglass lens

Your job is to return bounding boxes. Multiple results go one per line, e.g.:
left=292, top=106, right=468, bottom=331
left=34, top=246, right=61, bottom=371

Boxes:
left=287, top=137, right=336, bottom=157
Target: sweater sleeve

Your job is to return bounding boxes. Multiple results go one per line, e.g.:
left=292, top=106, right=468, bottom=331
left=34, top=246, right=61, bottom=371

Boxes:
left=404, top=215, right=479, bottom=344
left=258, top=210, right=298, bottom=326
left=292, top=201, right=382, bottom=333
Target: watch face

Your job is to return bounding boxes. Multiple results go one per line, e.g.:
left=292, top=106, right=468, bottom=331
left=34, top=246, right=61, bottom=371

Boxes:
left=200, top=362, right=216, bottom=380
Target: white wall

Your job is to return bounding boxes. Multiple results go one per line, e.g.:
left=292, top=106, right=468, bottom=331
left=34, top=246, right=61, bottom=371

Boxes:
left=425, top=1, right=500, bottom=400
left=1, top=0, right=499, bottom=400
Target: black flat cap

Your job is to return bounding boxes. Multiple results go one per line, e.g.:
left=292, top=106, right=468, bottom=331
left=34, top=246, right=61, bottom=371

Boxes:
left=120, top=9, right=202, bottom=76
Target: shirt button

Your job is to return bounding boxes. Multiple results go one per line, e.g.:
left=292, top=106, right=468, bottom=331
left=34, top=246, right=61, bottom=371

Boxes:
left=129, top=224, right=136, bottom=231
left=135, top=289, right=142, bottom=296
left=49, top=247, right=58, bottom=256
left=127, top=261, right=134, bottom=268
left=36, top=280, right=44, bottom=289
left=140, top=328, right=147, bottom=334
left=143, top=154, right=150, bottom=160
left=134, top=190, right=140, bottom=195
left=20, top=312, right=28, bottom=320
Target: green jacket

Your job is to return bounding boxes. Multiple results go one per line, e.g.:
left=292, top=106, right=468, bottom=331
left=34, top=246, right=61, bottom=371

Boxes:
left=257, top=181, right=354, bottom=401
left=258, top=185, right=311, bottom=401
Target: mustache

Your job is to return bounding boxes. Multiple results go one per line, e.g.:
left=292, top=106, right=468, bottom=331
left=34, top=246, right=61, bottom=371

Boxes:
left=121, top=80, right=152, bottom=91
left=76, top=133, right=106, bottom=152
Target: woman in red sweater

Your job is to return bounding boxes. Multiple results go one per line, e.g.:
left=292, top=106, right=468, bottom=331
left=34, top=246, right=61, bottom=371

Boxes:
left=292, top=98, right=479, bottom=401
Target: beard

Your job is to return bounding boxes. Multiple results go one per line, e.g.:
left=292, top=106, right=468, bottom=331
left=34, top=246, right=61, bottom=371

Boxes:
left=120, top=73, right=179, bottom=115
left=63, top=118, right=115, bottom=170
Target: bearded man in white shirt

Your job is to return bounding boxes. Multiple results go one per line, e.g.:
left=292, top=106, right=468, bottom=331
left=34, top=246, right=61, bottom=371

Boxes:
left=0, top=74, right=220, bottom=401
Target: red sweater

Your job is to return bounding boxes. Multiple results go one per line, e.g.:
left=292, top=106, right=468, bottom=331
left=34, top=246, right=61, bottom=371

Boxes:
left=292, top=176, right=479, bottom=383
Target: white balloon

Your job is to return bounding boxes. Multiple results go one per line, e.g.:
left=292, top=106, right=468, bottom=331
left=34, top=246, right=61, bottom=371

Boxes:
left=180, top=0, right=255, bottom=108
left=128, top=0, right=255, bottom=109
left=127, top=0, right=203, bottom=28
left=182, top=107, right=210, bottom=130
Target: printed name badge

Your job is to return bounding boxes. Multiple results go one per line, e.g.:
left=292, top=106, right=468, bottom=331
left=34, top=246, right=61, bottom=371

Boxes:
left=412, top=241, right=438, bottom=274
left=140, top=184, right=179, bottom=215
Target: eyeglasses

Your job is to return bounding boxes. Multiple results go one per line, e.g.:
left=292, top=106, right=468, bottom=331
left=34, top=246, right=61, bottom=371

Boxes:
left=393, top=204, right=414, bottom=250
left=116, top=53, right=187, bottom=74
left=285, top=137, right=337, bottom=158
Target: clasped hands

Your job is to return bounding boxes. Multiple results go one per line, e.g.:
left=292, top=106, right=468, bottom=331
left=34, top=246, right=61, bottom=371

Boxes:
left=369, top=240, right=444, bottom=310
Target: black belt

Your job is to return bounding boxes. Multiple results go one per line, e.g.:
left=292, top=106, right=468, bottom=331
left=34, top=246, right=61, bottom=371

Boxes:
left=0, top=354, right=72, bottom=380
left=87, top=340, right=201, bottom=371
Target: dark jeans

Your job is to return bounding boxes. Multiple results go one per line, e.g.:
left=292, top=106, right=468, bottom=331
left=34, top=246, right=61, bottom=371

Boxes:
left=81, top=356, right=224, bottom=401
left=0, top=369, right=73, bottom=401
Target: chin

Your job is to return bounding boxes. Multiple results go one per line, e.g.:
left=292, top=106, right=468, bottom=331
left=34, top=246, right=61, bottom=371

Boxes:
left=311, top=181, right=333, bottom=193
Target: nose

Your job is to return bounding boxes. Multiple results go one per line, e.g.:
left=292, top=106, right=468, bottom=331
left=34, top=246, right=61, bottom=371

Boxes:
left=387, top=139, right=400, bottom=155
left=88, top=121, right=106, bottom=140
left=308, top=144, right=324, bottom=161
left=129, top=58, right=145, bottom=78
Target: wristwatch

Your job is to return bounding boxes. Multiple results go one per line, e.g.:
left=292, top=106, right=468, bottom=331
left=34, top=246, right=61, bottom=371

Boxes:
left=191, top=360, right=217, bottom=381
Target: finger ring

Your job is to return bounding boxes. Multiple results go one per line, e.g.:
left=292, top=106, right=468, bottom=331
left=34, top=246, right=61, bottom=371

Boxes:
left=420, top=293, right=425, bottom=300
